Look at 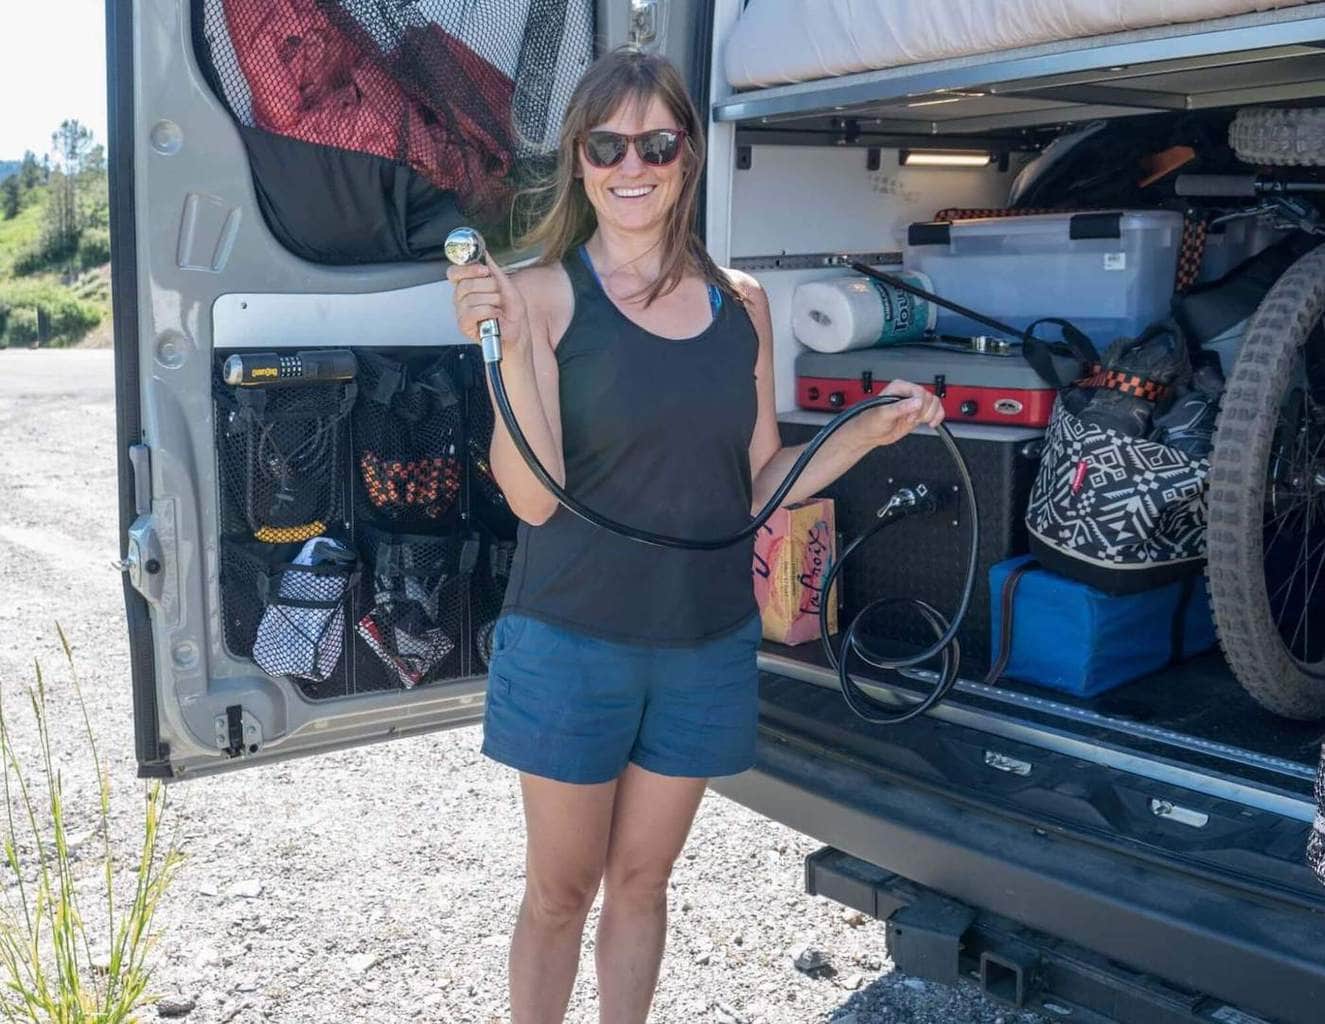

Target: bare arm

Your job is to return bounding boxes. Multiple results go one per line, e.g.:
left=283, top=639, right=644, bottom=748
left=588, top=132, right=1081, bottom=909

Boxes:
left=733, top=271, right=945, bottom=515
left=448, top=258, right=565, bottom=526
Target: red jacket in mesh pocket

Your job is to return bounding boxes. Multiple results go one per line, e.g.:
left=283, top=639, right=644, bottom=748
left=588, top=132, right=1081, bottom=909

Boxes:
left=222, top=0, right=514, bottom=215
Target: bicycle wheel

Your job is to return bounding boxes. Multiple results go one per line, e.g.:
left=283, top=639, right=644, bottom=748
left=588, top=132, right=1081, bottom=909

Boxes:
left=1208, top=243, right=1325, bottom=719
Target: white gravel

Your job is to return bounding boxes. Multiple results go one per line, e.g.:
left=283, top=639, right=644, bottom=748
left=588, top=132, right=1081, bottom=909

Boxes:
left=0, top=349, right=1051, bottom=1023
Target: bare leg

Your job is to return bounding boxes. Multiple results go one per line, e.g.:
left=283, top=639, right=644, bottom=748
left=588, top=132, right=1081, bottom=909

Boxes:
left=595, top=764, right=707, bottom=1024
left=510, top=772, right=618, bottom=1024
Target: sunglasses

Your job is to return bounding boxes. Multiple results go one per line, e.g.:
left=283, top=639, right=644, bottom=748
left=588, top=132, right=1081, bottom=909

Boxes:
left=581, top=129, right=687, bottom=169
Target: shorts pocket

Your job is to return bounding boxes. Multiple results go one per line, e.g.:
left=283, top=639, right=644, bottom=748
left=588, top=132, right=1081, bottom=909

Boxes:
left=490, top=614, right=531, bottom=660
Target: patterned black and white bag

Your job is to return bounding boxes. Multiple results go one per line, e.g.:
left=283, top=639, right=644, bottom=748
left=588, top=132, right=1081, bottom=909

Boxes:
left=1026, top=405, right=1210, bottom=593
left=1023, top=321, right=1213, bottom=595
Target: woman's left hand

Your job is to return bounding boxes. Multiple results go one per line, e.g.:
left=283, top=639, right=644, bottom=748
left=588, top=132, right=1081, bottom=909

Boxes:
left=850, top=379, right=945, bottom=451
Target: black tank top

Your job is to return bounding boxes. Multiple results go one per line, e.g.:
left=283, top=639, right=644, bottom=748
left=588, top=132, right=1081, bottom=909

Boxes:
left=499, top=247, right=760, bottom=646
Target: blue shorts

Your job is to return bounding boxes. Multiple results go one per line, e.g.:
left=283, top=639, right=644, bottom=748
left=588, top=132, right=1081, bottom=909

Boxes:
left=481, top=612, right=763, bottom=785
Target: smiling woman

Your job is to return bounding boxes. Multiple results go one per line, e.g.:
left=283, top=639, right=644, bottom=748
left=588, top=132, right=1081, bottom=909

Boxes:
left=443, top=45, right=942, bottom=1024
left=510, top=51, right=725, bottom=310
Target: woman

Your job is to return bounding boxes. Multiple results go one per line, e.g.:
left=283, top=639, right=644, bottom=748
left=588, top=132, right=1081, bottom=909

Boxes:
left=447, top=46, right=944, bottom=1024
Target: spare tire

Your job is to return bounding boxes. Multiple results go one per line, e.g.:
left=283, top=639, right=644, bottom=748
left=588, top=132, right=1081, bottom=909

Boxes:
left=1230, top=107, right=1325, bottom=166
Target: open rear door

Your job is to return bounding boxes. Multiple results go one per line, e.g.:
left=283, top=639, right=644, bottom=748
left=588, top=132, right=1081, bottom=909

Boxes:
left=108, top=0, right=602, bottom=779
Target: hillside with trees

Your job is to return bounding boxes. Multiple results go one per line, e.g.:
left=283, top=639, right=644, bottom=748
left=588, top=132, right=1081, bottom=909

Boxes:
left=0, top=119, right=112, bottom=348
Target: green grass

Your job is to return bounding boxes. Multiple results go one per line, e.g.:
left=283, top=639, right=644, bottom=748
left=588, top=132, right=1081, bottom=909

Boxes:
left=0, top=625, right=183, bottom=1022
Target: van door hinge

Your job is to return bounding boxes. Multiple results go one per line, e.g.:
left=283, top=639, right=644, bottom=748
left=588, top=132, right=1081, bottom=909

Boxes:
left=129, top=444, right=151, bottom=515
left=629, top=0, right=659, bottom=45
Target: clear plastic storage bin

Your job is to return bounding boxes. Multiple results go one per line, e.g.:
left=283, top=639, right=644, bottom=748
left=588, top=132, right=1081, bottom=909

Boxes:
left=904, top=210, right=1184, bottom=346
left=1198, top=216, right=1287, bottom=283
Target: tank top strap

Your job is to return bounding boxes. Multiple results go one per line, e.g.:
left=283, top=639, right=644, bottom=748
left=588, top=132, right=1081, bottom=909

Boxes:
left=561, top=245, right=600, bottom=299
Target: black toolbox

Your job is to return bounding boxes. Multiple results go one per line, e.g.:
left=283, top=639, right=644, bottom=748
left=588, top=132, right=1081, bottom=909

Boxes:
left=778, top=414, right=1042, bottom=673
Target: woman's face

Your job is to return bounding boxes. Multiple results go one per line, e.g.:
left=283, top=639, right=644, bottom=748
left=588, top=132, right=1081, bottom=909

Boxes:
left=578, top=93, right=687, bottom=239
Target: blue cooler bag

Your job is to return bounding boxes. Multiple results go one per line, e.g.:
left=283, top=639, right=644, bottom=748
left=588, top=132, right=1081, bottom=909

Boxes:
left=987, top=555, right=1217, bottom=697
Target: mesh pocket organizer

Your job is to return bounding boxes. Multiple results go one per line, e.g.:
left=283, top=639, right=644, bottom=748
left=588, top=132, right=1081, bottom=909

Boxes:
left=354, top=527, right=479, bottom=690
left=471, top=532, right=517, bottom=669
left=221, top=537, right=358, bottom=685
left=215, top=375, right=355, bottom=542
left=353, top=351, right=465, bottom=529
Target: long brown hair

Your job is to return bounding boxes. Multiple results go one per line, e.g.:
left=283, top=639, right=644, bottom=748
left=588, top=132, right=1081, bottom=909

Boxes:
left=512, top=46, right=731, bottom=307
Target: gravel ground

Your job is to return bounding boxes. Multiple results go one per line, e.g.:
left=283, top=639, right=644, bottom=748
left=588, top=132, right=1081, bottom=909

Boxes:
left=0, top=349, right=1052, bottom=1024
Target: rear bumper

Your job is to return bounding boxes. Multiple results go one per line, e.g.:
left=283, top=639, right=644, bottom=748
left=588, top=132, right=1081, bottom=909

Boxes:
left=712, top=698, right=1325, bottom=1024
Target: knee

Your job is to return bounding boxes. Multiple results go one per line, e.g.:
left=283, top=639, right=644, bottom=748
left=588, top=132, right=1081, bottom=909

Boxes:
left=602, top=858, right=673, bottom=910
left=523, top=870, right=601, bottom=927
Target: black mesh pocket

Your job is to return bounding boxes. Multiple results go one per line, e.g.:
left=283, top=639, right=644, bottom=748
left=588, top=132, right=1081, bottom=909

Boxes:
left=352, top=527, right=479, bottom=690
left=215, top=373, right=355, bottom=542
left=465, top=374, right=511, bottom=514
left=471, top=534, right=516, bottom=669
left=220, top=538, right=357, bottom=686
left=353, top=351, right=464, bottom=529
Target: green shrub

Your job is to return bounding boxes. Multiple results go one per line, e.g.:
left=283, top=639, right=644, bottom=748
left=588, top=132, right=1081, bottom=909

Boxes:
left=49, top=298, right=101, bottom=340
left=12, top=248, right=46, bottom=276
left=4, top=306, right=39, bottom=346
left=0, top=280, right=103, bottom=346
left=78, top=228, right=111, bottom=270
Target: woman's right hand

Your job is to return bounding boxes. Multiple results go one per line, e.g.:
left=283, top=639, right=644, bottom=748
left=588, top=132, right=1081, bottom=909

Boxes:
left=447, top=254, right=530, bottom=352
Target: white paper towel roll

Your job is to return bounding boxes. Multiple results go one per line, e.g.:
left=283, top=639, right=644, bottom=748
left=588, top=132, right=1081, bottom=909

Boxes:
left=791, top=274, right=936, bottom=353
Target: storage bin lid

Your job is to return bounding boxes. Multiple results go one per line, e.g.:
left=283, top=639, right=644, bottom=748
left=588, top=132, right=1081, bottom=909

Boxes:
left=908, top=210, right=1184, bottom=247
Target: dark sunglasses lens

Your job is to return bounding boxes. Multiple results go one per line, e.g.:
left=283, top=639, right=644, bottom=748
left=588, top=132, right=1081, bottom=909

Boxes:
left=638, top=130, right=681, bottom=165
left=584, top=132, right=627, bottom=167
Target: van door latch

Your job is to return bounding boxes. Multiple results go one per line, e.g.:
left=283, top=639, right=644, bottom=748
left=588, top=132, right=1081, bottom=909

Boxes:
left=216, top=706, right=262, bottom=757
left=119, top=517, right=165, bottom=604
left=116, top=445, right=174, bottom=609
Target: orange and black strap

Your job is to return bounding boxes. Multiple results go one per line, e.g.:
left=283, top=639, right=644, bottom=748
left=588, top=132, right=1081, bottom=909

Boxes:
left=1076, top=364, right=1172, bottom=402
left=1173, top=214, right=1209, bottom=293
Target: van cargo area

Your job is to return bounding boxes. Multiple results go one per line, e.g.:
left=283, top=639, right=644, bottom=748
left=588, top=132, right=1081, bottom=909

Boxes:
left=694, top=9, right=1325, bottom=1017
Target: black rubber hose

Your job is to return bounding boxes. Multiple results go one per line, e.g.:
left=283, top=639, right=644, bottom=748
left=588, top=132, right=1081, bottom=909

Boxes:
left=816, top=446, right=979, bottom=724
left=849, top=261, right=1024, bottom=339
left=485, top=352, right=980, bottom=723
left=489, top=359, right=936, bottom=550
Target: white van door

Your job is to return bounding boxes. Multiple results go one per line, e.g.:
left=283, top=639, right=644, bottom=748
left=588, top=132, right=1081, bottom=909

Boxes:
left=108, top=0, right=648, bottom=780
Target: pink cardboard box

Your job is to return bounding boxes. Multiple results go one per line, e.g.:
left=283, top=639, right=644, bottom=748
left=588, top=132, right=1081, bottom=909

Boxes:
left=752, top=498, right=838, bottom=645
